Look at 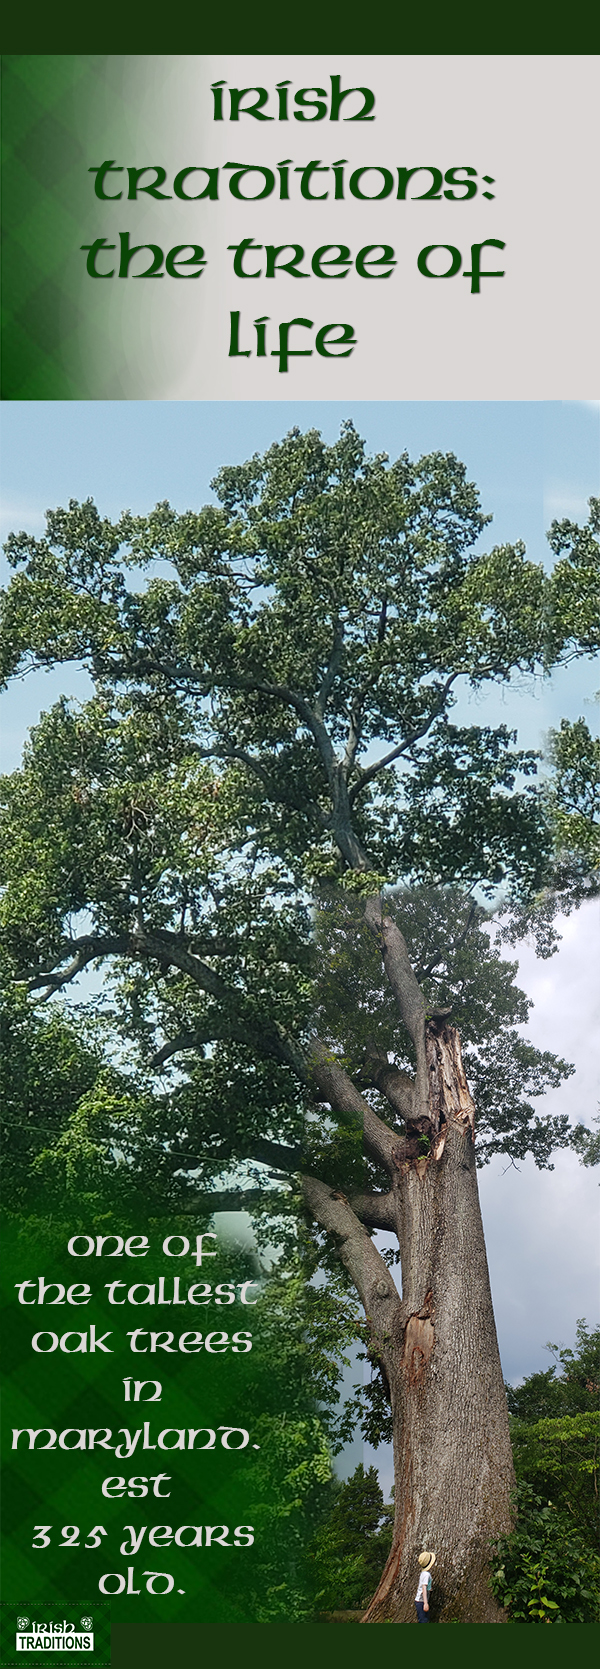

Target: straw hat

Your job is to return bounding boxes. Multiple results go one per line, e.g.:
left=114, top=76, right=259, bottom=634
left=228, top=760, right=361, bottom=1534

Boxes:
left=418, top=1551, right=436, bottom=1570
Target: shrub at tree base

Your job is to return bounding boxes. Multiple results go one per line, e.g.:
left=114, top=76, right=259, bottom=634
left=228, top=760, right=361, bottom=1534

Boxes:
left=490, top=1483, right=600, bottom=1623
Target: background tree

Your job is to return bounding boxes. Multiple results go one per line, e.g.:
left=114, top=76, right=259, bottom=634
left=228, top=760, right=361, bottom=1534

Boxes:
left=0, top=983, right=103, bottom=1209
left=506, top=1320, right=599, bottom=1546
left=308, top=1463, right=393, bottom=1615
left=1, top=425, right=597, bottom=1621
left=491, top=1320, right=600, bottom=1624
left=506, top=1319, right=600, bottom=1423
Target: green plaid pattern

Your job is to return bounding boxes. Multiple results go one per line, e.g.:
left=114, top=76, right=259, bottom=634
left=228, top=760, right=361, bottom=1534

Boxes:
left=1, top=56, right=134, bottom=400
left=2, top=1223, right=270, bottom=1625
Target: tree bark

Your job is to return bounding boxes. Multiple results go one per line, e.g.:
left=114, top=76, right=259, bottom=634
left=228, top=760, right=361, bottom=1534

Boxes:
left=361, top=1022, right=514, bottom=1624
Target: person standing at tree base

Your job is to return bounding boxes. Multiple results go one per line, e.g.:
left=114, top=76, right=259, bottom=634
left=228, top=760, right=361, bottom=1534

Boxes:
left=415, top=1552, right=436, bottom=1622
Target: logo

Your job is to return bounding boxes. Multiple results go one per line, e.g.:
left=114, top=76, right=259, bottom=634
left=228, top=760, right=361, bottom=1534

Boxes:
left=15, top=1618, right=94, bottom=1651
left=0, top=1605, right=109, bottom=1666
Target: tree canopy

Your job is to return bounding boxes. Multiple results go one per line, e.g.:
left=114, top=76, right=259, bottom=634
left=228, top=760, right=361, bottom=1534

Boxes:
left=0, top=423, right=597, bottom=1204
left=2, top=425, right=596, bottom=905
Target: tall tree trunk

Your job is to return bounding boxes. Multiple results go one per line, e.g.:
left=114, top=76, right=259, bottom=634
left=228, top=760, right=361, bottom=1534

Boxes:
left=362, top=1023, right=514, bottom=1624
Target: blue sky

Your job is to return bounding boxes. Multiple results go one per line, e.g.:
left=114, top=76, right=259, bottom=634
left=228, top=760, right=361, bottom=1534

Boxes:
left=0, top=400, right=598, bottom=1437
left=2, top=400, right=597, bottom=551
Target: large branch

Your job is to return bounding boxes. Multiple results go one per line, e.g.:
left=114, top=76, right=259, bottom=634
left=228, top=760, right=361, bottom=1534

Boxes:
left=314, top=621, right=344, bottom=721
left=349, top=1191, right=397, bottom=1230
left=152, top=1023, right=248, bottom=1067
left=364, top=900, right=429, bottom=1115
left=138, top=927, right=308, bottom=1077
left=364, top=1048, right=416, bottom=1122
left=309, top=1037, right=396, bottom=1174
left=144, top=652, right=340, bottom=792
left=300, top=1173, right=401, bottom=1349
left=23, top=928, right=307, bottom=1080
left=234, top=1136, right=303, bottom=1173
left=23, top=936, right=135, bottom=998
left=192, top=741, right=329, bottom=829
left=347, top=672, right=458, bottom=806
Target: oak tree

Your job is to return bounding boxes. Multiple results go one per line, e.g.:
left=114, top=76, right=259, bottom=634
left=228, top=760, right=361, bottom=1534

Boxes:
left=1, top=425, right=597, bottom=1621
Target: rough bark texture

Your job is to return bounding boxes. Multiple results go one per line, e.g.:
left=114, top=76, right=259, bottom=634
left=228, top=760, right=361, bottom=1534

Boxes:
left=307, top=1001, right=514, bottom=1624
left=361, top=1021, right=514, bottom=1624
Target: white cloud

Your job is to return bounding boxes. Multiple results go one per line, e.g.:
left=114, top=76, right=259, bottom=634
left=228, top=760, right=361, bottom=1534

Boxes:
left=0, top=503, right=46, bottom=542
left=543, top=490, right=592, bottom=523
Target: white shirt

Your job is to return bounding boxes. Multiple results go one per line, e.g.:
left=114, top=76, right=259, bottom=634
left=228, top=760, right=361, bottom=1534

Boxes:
left=415, top=1569, right=432, bottom=1603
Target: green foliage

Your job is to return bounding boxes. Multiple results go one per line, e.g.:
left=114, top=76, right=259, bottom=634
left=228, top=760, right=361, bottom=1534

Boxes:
left=490, top=1483, right=600, bottom=1623
left=546, top=497, right=600, bottom=658
left=0, top=985, right=104, bottom=1208
left=308, top=1464, right=393, bottom=1612
left=570, top=1114, right=600, bottom=1168
left=510, top=1413, right=599, bottom=1542
left=502, top=711, right=600, bottom=960
left=315, top=886, right=574, bottom=1170
left=220, top=1264, right=362, bottom=1620
left=506, top=1319, right=600, bottom=1421
left=505, top=1322, right=600, bottom=1544
left=546, top=718, right=600, bottom=875
left=0, top=424, right=593, bottom=1206
left=0, top=424, right=578, bottom=898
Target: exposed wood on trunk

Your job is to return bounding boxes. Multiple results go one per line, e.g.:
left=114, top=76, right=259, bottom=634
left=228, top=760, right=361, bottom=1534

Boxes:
left=403, top=1313, right=435, bottom=1385
left=426, top=1016, right=476, bottom=1141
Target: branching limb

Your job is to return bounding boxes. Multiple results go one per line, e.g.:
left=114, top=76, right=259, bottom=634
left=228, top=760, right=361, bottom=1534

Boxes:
left=347, top=672, right=458, bottom=806
left=364, top=1048, right=416, bottom=1122
left=364, top=900, right=429, bottom=1116
left=121, top=650, right=338, bottom=792
left=243, top=1136, right=304, bottom=1172
left=300, top=1172, right=401, bottom=1350
left=23, top=929, right=308, bottom=1079
left=227, top=675, right=339, bottom=791
left=309, top=1036, right=396, bottom=1173
left=192, top=741, right=329, bottom=828
left=414, top=900, right=479, bottom=982
left=349, top=1191, right=397, bottom=1230
left=22, top=937, right=134, bottom=998
left=152, top=1024, right=245, bottom=1067
left=314, top=621, right=344, bottom=721
left=342, top=703, right=363, bottom=777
